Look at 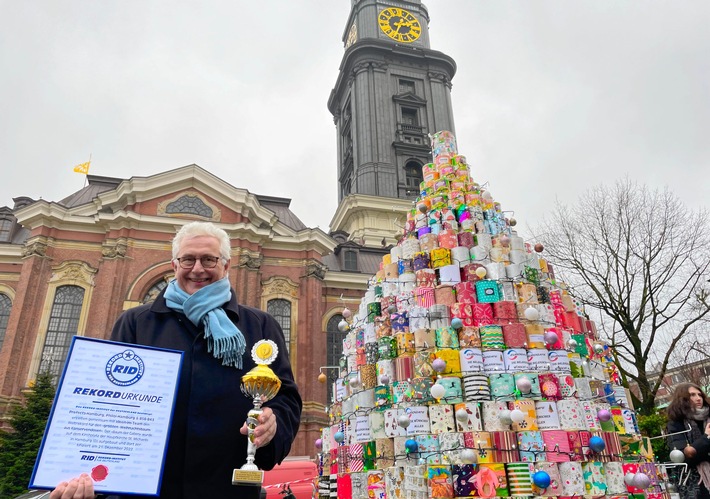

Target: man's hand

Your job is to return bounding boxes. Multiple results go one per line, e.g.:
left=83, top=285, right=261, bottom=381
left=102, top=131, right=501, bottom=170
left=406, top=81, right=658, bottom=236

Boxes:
left=49, top=473, right=95, bottom=499
left=240, top=407, right=277, bottom=448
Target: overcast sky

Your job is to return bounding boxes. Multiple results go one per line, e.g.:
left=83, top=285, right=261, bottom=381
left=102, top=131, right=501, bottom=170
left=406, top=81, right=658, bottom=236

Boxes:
left=2, top=1, right=708, bottom=235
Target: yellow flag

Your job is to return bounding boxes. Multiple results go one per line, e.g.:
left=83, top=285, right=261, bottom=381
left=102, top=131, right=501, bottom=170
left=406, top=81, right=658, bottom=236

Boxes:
left=73, top=161, right=91, bottom=174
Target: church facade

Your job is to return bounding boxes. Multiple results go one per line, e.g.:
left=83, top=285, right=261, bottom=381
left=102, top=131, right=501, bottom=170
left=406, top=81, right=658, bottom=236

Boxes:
left=0, top=0, right=458, bottom=459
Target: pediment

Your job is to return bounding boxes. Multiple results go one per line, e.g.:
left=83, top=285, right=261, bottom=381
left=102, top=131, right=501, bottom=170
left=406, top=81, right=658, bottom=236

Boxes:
left=393, top=92, right=427, bottom=106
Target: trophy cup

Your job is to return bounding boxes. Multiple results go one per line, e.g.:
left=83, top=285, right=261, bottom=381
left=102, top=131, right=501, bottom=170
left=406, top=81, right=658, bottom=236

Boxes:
left=232, top=339, right=282, bottom=487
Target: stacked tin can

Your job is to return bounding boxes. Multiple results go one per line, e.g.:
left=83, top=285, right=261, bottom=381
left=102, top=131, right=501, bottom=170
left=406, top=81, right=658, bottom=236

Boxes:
left=316, top=131, right=667, bottom=499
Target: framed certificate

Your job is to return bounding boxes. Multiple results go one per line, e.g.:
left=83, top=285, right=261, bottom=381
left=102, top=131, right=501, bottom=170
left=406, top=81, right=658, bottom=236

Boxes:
left=30, top=336, right=183, bottom=496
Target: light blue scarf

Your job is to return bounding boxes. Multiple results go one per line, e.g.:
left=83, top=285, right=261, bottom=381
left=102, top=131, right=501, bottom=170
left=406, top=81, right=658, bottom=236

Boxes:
left=164, top=277, right=246, bottom=369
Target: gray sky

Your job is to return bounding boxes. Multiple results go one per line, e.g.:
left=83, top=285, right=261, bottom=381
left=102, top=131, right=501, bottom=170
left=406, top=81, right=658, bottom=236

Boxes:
left=2, top=1, right=708, bottom=234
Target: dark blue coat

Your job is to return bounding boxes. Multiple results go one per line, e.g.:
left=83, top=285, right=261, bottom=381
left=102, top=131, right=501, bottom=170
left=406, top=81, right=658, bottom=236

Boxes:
left=107, top=289, right=302, bottom=499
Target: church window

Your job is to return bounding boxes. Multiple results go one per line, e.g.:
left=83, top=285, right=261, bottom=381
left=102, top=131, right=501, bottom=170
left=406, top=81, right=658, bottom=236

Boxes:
left=267, top=299, right=291, bottom=353
left=38, top=285, right=85, bottom=379
left=165, top=195, right=213, bottom=218
left=0, top=219, right=13, bottom=242
left=0, top=293, right=11, bottom=349
left=405, top=161, right=423, bottom=191
left=343, top=249, right=358, bottom=271
left=326, top=314, right=344, bottom=403
left=401, top=107, right=419, bottom=126
left=142, top=279, right=169, bottom=304
left=399, top=79, right=415, bottom=94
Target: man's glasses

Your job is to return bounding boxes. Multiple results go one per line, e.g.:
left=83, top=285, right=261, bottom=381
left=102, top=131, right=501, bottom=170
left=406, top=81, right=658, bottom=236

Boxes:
left=175, top=256, right=222, bottom=269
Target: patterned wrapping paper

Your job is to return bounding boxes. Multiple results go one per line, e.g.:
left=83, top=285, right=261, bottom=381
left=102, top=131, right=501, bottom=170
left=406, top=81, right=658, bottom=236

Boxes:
left=557, top=373, right=577, bottom=398
left=476, top=280, right=502, bottom=303
left=464, top=431, right=493, bottom=463
left=411, top=377, right=435, bottom=404
left=502, top=323, right=527, bottom=348
left=418, top=235, right=438, bottom=254
left=462, top=263, right=486, bottom=282
left=413, top=328, right=436, bottom=349
left=402, top=238, right=422, bottom=259
left=517, top=283, right=539, bottom=304
left=574, top=377, right=594, bottom=400
left=482, top=350, right=506, bottom=373
left=454, top=402, right=483, bottom=431
left=455, top=282, right=478, bottom=304
left=491, top=431, right=521, bottom=462
left=349, top=442, right=364, bottom=472
left=611, top=406, right=626, bottom=433
left=452, top=464, right=477, bottom=497
left=403, top=464, right=428, bottom=499
left=603, top=461, right=626, bottom=494
left=471, top=302, right=494, bottom=320
left=415, top=285, right=436, bottom=307
left=538, top=373, right=562, bottom=400
left=438, top=230, right=458, bottom=249
left=463, top=373, right=492, bottom=402
left=337, top=473, right=353, bottom=499
left=558, top=461, right=585, bottom=496
left=394, top=356, right=414, bottom=382
left=513, top=372, right=541, bottom=400
left=434, top=284, right=457, bottom=305
left=427, top=465, right=454, bottom=499
left=409, top=308, right=428, bottom=332
left=458, top=326, right=482, bottom=348
left=416, top=433, right=441, bottom=464
left=594, top=431, right=622, bottom=462
left=457, top=231, right=476, bottom=249
left=451, top=302, right=475, bottom=327
left=493, top=300, right=518, bottom=320
left=431, top=247, right=452, bottom=268
left=376, top=359, right=396, bottom=382
left=541, top=429, right=571, bottom=462
left=524, top=323, right=545, bottom=348
left=395, top=332, right=415, bottom=356
left=582, top=461, right=608, bottom=496
left=391, top=380, right=414, bottom=404
left=506, top=462, right=534, bottom=496
left=383, top=408, right=408, bottom=438
left=459, top=347, right=484, bottom=373
left=531, top=462, right=563, bottom=497
left=391, top=312, right=410, bottom=333
left=367, top=470, right=386, bottom=499
left=480, top=325, right=505, bottom=350
left=557, top=398, right=585, bottom=430
left=517, top=431, right=545, bottom=461
left=429, top=404, right=456, bottom=434
left=384, top=466, right=405, bottom=499
left=511, top=399, right=538, bottom=431
left=370, top=411, right=387, bottom=439
left=429, top=304, right=451, bottom=329
left=435, top=326, right=460, bottom=348
left=503, top=348, right=530, bottom=373
left=376, top=438, right=395, bottom=469
left=435, top=348, right=462, bottom=377
left=475, top=463, right=509, bottom=497
left=481, top=401, right=511, bottom=431
left=363, top=441, right=377, bottom=470
left=535, top=401, right=561, bottom=430
left=413, top=349, right=435, bottom=377
left=361, top=364, right=378, bottom=389
left=489, top=373, right=516, bottom=401
left=365, top=343, right=378, bottom=364
left=581, top=401, right=602, bottom=431
left=439, top=431, right=465, bottom=464
left=414, top=268, right=437, bottom=290
left=439, top=376, right=464, bottom=404
left=383, top=262, right=399, bottom=279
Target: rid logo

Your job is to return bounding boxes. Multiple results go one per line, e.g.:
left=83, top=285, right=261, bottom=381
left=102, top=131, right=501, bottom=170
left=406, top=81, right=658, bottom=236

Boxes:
left=81, top=455, right=96, bottom=461
left=105, top=350, right=145, bottom=386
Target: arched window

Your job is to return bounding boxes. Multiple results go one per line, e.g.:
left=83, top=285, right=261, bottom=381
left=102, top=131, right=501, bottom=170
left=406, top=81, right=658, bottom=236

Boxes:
left=142, top=279, right=169, bottom=304
left=0, top=293, right=11, bottom=349
left=267, top=299, right=291, bottom=354
left=39, top=285, right=85, bottom=379
left=404, top=161, right=423, bottom=192
left=326, top=314, right=344, bottom=403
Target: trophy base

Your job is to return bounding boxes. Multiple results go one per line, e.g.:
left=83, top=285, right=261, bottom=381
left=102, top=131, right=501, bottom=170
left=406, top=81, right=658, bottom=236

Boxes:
left=232, top=468, right=264, bottom=487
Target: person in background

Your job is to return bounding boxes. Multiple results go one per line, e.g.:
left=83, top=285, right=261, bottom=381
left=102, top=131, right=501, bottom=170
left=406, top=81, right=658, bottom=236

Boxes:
left=50, top=221, right=302, bottom=499
left=667, top=382, right=710, bottom=499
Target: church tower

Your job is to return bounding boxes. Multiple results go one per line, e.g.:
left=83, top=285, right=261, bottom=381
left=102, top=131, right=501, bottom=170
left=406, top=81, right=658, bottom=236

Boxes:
left=328, top=0, right=457, bottom=247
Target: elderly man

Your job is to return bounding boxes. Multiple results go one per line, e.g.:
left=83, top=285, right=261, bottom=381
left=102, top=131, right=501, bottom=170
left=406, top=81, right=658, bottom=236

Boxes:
left=51, top=221, right=302, bottom=499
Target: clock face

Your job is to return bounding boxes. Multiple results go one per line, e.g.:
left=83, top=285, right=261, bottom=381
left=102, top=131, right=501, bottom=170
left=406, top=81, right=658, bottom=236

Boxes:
left=378, top=7, right=422, bottom=43
left=346, top=22, right=358, bottom=48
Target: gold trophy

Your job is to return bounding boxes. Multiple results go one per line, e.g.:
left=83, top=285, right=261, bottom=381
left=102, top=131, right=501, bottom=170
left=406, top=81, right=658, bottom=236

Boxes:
left=232, top=339, right=282, bottom=487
